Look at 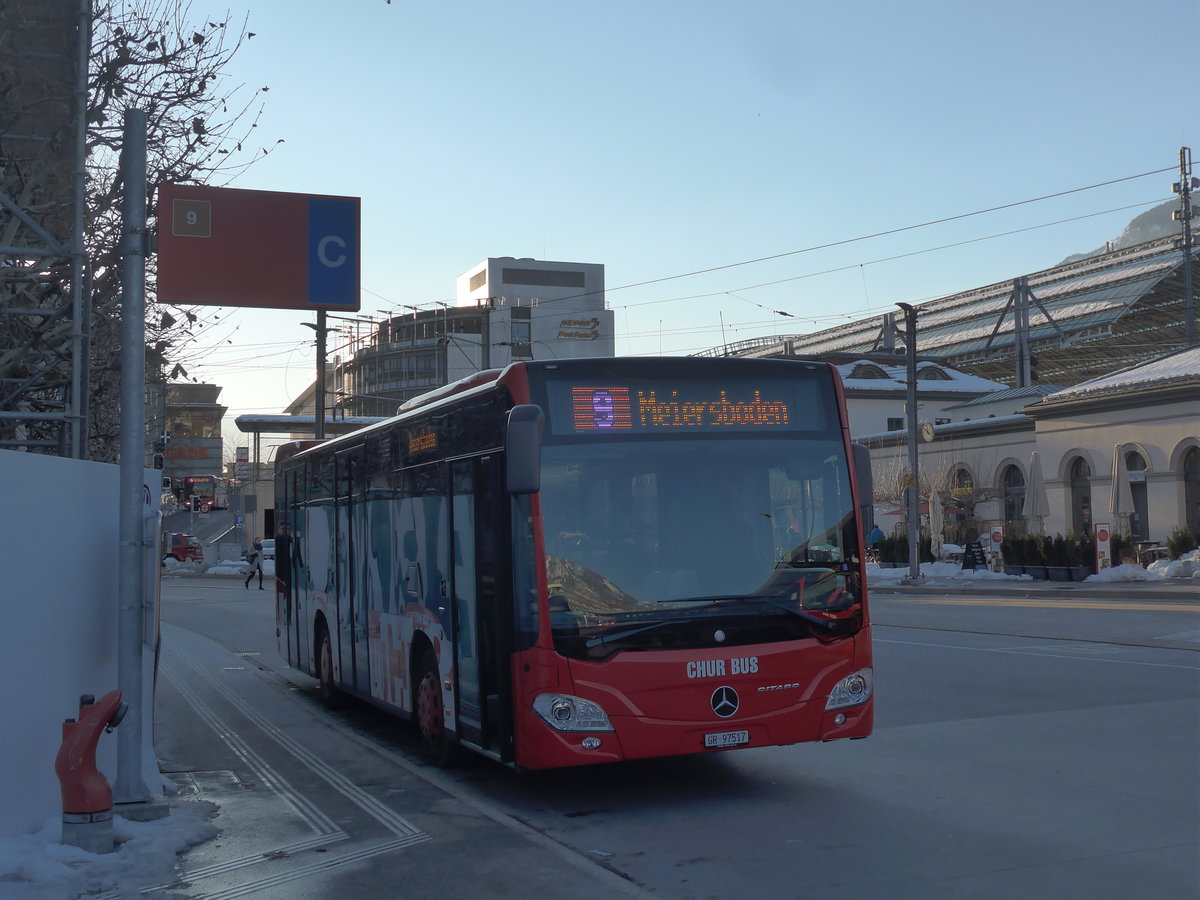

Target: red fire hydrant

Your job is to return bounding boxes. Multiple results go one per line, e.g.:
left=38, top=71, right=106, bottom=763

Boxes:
left=55, top=690, right=127, bottom=853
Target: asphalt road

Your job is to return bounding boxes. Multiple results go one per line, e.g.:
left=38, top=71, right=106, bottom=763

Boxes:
left=158, top=577, right=1200, bottom=899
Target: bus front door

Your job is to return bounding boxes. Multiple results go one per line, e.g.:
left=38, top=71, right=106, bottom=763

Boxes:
left=450, top=457, right=513, bottom=761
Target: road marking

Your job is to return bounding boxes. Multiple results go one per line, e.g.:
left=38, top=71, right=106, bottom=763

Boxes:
left=875, top=637, right=1200, bottom=669
left=152, top=641, right=432, bottom=897
left=1156, top=630, right=1200, bottom=642
left=893, top=597, right=1200, bottom=613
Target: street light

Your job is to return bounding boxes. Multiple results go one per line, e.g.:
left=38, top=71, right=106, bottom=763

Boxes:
left=895, top=302, right=924, bottom=584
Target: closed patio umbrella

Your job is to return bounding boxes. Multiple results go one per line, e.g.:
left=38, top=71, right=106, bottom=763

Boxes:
left=1109, top=444, right=1135, bottom=531
left=928, top=489, right=944, bottom=558
left=1024, top=451, right=1049, bottom=535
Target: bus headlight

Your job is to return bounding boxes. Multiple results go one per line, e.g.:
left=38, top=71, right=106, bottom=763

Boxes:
left=532, top=693, right=614, bottom=732
left=825, top=668, right=872, bottom=710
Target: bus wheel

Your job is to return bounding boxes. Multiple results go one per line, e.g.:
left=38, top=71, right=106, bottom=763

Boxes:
left=316, top=626, right=341, bottom=709
left=416, top=651, right=457, bottom=766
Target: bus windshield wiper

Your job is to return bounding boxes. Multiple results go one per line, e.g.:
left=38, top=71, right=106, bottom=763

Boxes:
left=584, top=619, right=679, bottom=648
left=658, top=595, right=839, bottom=632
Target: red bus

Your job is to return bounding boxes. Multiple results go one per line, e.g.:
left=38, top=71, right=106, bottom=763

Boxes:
left=181, top=474, right=228, bottom=511
left=274, top=357, right=873, bottom=768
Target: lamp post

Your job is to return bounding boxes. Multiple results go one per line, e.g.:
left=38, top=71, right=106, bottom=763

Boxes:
left=896, top=302, right=924, bottom=584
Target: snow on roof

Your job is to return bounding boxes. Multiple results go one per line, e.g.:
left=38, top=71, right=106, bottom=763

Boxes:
left=1042, top=346, right=1200, bottom=401
left=837, top=359, right=1006, bottom=393
left=947, top=384, right=1065, bottom=409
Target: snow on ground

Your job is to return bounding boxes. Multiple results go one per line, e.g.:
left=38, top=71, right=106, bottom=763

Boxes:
left=868, top=561, right=1030, bottom=583
left=162, top=557, right=275, bottom=577
left=869, top=549, right=1200, bottom=585
left=1146, top=550, right=1200, bottom=580
left=0, top=799, right=217, bottom=899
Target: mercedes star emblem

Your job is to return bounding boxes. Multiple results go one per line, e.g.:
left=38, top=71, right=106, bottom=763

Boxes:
left=711, top=686, right=739, bottom=718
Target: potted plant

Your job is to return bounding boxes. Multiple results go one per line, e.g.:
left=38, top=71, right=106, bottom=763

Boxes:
left=877, top=535, right=902, bottom=567
left=1024, top=535, right=1048, bottom=580
left=1069, top=531, right=1095, bottom=582
left=1167, top=527, right=1199, bottom=560
left=1000, top=534, right=1025, bottom=576
left=1045, top=534, right=1071, bottom=580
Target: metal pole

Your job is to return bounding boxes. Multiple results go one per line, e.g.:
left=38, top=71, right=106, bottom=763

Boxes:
left=69, top=0, right=93, bottom=458
left=896, top=303, right=924, bottom=583
left=1178, top=147, right=1195, bottom=347
left=315, top=309, right=327, bottom=439
left=115, top=109, right=150, bottom=804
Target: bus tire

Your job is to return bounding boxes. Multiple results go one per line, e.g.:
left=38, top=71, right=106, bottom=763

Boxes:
left=316, top=624, right=341, bottom=709
left=415, top=650, right=458, bottom=767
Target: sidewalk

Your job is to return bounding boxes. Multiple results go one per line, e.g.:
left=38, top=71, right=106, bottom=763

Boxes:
left=149, top=623, right=647, bottom=899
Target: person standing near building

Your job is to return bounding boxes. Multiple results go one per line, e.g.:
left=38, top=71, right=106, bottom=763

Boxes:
left=244, top=539, right=264, bottom=590
left=867, top=523, right=885, bottom=562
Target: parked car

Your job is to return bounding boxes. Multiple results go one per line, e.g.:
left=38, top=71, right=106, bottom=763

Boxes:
left=259, top=539, right=275, bottom=560
left=164, top=533, right=203, bottom=563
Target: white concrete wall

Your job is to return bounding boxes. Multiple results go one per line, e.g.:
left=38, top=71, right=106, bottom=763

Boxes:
left=847, top=395, right=995, bottom=437
left=0, top=452, right=161, bottom=838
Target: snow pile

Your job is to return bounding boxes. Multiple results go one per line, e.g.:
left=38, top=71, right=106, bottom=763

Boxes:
left=1083, top=563, right=1165, bottom=582
left=1147, top=549, right=1200, bottom=580
left=0, top=800, right=217, bottom=899
left=867, top=562, right=1027, bottom=583
left=159, top=557, right=205, bottom=575
left=204, top=558, right=275, bottom=576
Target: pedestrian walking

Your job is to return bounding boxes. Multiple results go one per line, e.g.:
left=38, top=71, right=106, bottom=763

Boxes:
left=244, top=539, right=264, bottom=589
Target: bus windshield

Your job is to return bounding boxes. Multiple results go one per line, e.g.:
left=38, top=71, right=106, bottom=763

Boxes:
left=539, top=435, right=862, bottom=658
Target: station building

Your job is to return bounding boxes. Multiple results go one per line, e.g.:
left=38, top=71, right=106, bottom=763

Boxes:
left=701, top=235, right=1200, bottom=550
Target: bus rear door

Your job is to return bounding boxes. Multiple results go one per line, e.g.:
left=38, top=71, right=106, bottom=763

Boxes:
left=336, top=446, right=372, bottom=695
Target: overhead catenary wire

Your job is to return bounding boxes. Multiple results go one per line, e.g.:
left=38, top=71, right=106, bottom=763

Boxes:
left=184, top=161, right=1180, bottom=392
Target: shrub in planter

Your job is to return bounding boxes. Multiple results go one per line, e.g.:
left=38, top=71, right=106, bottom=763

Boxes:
left=1166, top=527, right=1200, bottom=560
left=919, top=536, right=935, bottom=564
left=1069, top=530, right=1095, bottom=580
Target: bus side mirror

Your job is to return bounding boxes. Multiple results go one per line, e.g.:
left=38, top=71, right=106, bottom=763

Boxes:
left=506, top=404, right=544, bottom=495
left=852, top=443, right=873, bottom=522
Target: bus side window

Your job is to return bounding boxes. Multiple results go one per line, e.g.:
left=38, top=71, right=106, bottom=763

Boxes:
left=402, top=531, right=422, bottom=598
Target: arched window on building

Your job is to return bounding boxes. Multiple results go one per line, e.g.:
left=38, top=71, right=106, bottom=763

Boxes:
left=1070, top=457, right=1092, bottom=535
left=1002, top=465, right=1025, bottom=527
left=949, top=466, right=976, bottom=543
left=1185, top=447, right=1200, bottom=533
left=1125, top=450, right=1149, bottom=542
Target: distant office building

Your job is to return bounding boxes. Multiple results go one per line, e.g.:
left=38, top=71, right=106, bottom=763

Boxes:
left=337, top=258, right=614, bottom=417
left=160, top=383, right=226, bottom=481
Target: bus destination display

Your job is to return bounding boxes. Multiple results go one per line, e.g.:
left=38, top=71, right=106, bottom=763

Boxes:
left=562, top=384, right=799, bottom=434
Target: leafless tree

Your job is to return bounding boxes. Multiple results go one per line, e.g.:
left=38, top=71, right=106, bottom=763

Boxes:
left=85, top=0, right=281, bottom=460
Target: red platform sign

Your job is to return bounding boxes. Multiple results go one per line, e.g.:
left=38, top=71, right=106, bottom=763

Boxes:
left=157, top=183, right=360, bottom=311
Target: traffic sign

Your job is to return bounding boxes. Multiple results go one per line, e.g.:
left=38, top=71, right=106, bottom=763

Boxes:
left=156, top=183, right=360, bottom=311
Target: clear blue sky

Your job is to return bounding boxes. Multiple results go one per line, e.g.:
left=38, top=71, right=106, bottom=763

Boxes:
left=176, top=0, right=1197, bottom=457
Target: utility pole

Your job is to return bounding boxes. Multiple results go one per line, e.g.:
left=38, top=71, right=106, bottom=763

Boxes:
left=896, top=302, right=924, bottom=584
left=1173, top=146, right=1196, bottom=346
left=302, top=313, right=331, bottom=439
left=115, top=109, right=151, bottom=806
